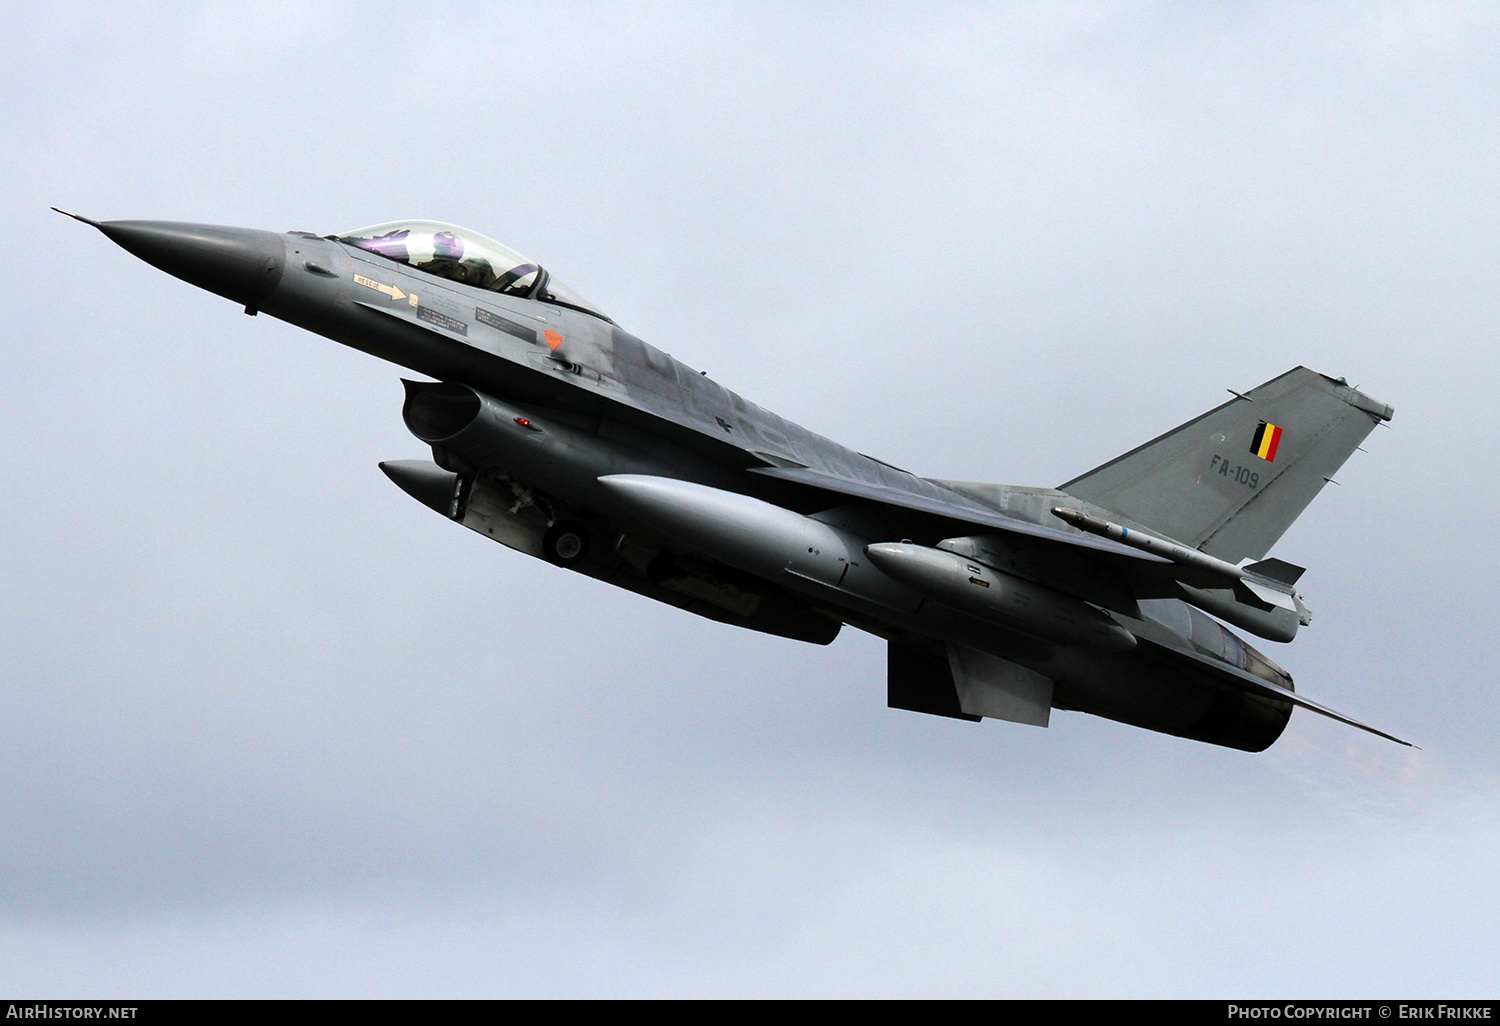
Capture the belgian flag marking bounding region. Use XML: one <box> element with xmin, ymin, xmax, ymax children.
<box><xmin>1250</xmin><ymin>421</ymin><xmax>1283</xmax><ymax>462</ymax></box>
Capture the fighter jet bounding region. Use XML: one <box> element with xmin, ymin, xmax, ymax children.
<box><xmin>60</xmin><ymin>211</ymin><xmax>1407</xmax><ymax>751</ymax></box>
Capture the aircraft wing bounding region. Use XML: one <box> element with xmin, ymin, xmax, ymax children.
<box><xmin>748</xmin><ymin>465</ymin><xmax>1171</xmax><ymax>565</ymax></box>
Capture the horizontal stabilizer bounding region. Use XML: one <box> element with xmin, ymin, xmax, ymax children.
<box><xmin>1149</xmin><ymin>639</ymin><xmax>1414</xmax><ymax>748</ymax></box>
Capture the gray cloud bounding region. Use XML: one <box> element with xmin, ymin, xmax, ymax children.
<box><xmin>1</xmin><ymin>0</ymin><xmax>1495</xmax><ymax>996</ymax></box>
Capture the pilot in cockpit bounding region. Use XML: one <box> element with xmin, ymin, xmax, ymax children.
<box><xmin>337</xmin><ymin>220</ymin><xmax>609</xmax><ymax>321</ymax></box>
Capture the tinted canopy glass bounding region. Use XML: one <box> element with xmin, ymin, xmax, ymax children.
<box><xmin>338</xmin><ymin>220</ymin><xmax>609</xmax><ymax>321</ymax></box>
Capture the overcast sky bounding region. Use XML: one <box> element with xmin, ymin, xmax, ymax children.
<box><xmin>2</xmin><ymin>1</ymin><xmax>1498</xmax><ymax>997</ymax></box>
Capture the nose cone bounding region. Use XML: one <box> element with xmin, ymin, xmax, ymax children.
<box><xmin>91</xmin><ymin>219</ymin><xmax>287</xmax><ymax>309</ymax></box>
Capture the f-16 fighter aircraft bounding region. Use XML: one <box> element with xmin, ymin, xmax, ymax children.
<box><xmin>60</xmin><ymin>211</ymin><xmax>1406</xmax><ymax>751</ymax></box>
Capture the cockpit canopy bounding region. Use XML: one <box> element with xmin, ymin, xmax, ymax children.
<box><xmin>337</xmin><ymin>220</ymin><xmax>609</xmax><ymax>321</ymax></box>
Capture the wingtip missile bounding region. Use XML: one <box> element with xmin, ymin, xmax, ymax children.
<box><xmin>1053</xmin><ymin>506</ymin><xmax>1248</xmax><ymax>583</ymax></box>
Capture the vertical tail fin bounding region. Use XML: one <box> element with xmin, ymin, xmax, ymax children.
<box><xmin>1059</xmin><ymin>367</ymin><xmax>1393</xmax><ymax>563</ymax></box>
